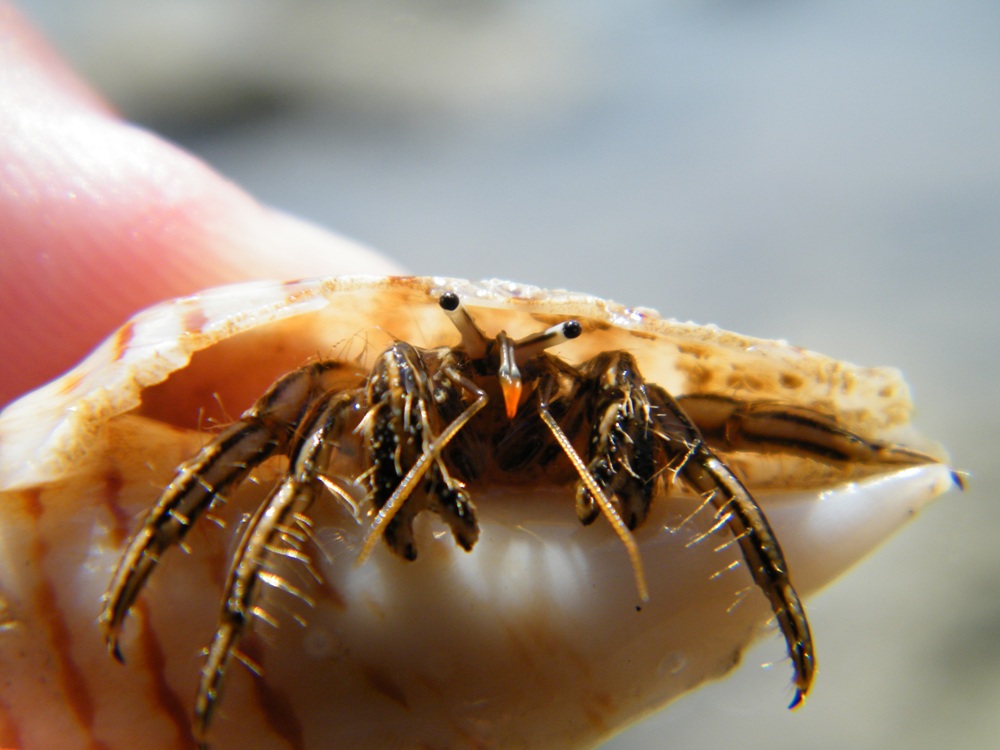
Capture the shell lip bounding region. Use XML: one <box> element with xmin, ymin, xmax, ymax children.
<box><xmin>0</xmin><ymin>275</ymin><xmax>935</xmax><ymax>493</ymax></box>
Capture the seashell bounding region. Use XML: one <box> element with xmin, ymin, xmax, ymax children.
<box><xmin>0</xmin><ymin>276</ymin><xmax>958</xmax><ymax>750</ymax></box>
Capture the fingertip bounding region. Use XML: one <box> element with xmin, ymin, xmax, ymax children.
<box><xmin>0</xmin><ymin>10</ymin><xmax>399</xmax><ymax>409</ymax></box>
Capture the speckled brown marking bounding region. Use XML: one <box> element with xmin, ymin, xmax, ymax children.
<box><xmin>54</xmin><ymin>369</ymin><xmax>84</xmax><ymax>398</ymax></box>
<box><xmin>675</xmin><ymin>341</ymin><xmax>713</xmax><ymax>359</ymax></box>
<box><xmin>111</xmin><ymin>320</ymin><xmax>136</xmax><ymax>363</ymax></box>
<box><xmin>181</xmin><ymin>307</ymin><xmax>211</xmax><ymax>340</ymax></box>
<box><xmin>0</xmin><ymin>693</ymin><xmax>24</xmax><ymax>749</ymax></box>
<box><xmin>500</xmin><ymin>620</ymin><xmax>538</xmax><ymax>671</ymax></box>
<box><xmin>779</xmin><ymin>371</ymin><xmax>805</xmax><ymax>390</ymax></box>
<box><xmin>363</xmin><ymin>664</ymin><xmax>410</xmax><ymax>709</ymax></box>
<box><xmin>684</xmin><ymin>362</ymin><xmax>715</xmax><ymax>388</ymax></box>
<box><xmin>243</xmin><ymin>635</ymin><xmax>306</xmax><ymax>750</ymax></box>
<box><xmin>24</xmin><ymin>490</ymin><xmax>112</xmax><ymax>750</ymax></box>
<box><xmin>100</xmin><ymin>467</ymin><xmax>130</xmax><ymax>545</ymax></box>
<box><xmin>314</xmin><ymin>571</ymin><xmax>346</xmax><ymax>612</ymax></box>
<box><xmin>101</xmin><ymin>467</ymin><xmax>195</xmax><ymax>747</ymax></box>
<box><xmin>834</xmin><ymin>365</ymin><xmax>857</xmax><ymax>394</ymax></box>
<box><xmin>582</xmin><ymin>691</ymin><xmax>615</xmax><ymax>735</ymax></box>
<box><xmin>725</xmin><ymin>370</ymin><xmax>765</xmax><ymax>392</ymax></box>
<box><xmin>137</xmin><ymin>598</ymin><xmax>195</xmax><ymax>749</ymax></box>
<box><xmin>280</xmin><ymin>281</ymin><xmax>325</xmax><ymax>309</ymax></box>
<box><xmin>582</xmin><ymin>318</ymin><xmax>612</xmax><ymax>332</ymax></box>
<box><xmin>628</xmin><ymin>329</ymin><xmax>659</xmax><ymax>341</ymax></box>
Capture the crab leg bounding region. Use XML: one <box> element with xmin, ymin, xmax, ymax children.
<box><xmin>101</xmin><ymin>361</ymin><xmax>347</xmax><ymax>659</ymax></box>
<box><xmin>194</xmin><ymin>389</ymin><xmax>358</xmax><ymax>742</ymax></box>
<box><xmin>677</xmin><ymin>394</ymin><xmax>939</xmax><ymax>466</ymax></box>
<box><xmin>650</xmin><ymin>386</ymin><xmax>815</xmax><ymax>707</ymax></box>
<box><xmin>357</xmin><ymin>366</ymin><xmax>488</xmax><ymax>565</ymax></box>
<box><xmin>572</xmin><ymin>351</ymin><xmax>659</xmax><ymax>531</ymax></box>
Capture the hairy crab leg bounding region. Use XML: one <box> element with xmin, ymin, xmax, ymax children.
<box><xmin>101</xmin><ymin>361</ymin><xmax>350</xmax><ymax>657</ymax></box>
<box><xmin>356</xmin><ymin>367</ymin><xmax>488</xmax><ymax>566</ymax></box>
<box><xmin>678</xmin><ymin>393</ymin><xmax>942</xmax><ymax>467</ymax></box>
<box><xmin>571</xmin><ymin>350</ymin><xmax>660</xmax><ymax>531</ymax></box>
<box><xmin>100</xmin><ymin>420</ymin><xmax>280</xmax><ymax>658</ymax></box>
<box><xmin>685</xmin><ymin>452</ymin><xmax>814</xmax><ymax>706</ymax></box>
<box><xmin>194</xmin><ymin>390</ymin><xmax>358</xmax><ymax>742</ymax></box>
<box><xmin>650</xmin><ymin>385</ymin><xmax>814</xmax><ymax>705</ymax></box>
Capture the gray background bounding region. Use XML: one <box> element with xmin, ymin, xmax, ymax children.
<box><xmin>21</xmin><ymin>1</ymin><xmax>999</xmax><ymax>748</ymax></box>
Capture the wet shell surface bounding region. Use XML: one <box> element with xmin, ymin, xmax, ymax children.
<box><xmin>0</xmin><ymin>276</ymin><xmax>957</xmax><ymax>750</ymax></box>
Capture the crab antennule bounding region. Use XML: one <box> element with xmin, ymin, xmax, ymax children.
<box><xmin>439</xmin><ymin>291</ymin><xmax>488</xmax><ymax>359</ymax></box>
<box><xmin>496</xmin><ymin>330</ymin><xmax>523</xmax><ymax>420</ymax></box>
<box><xmin>539</xmin><ymin>405</ymin><xmax>649</xmax><ymax>602</ymax></box>
<box><xmin>514</xmin><ymin>320</ymin><xmax>583</xmax><ymax>362</ymax></box>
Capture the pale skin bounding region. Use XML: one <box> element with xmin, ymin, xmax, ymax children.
<box><xmin>0</xmin><ymin>1</ymin><xmax>399</xmax><ymax>410</ymax></box>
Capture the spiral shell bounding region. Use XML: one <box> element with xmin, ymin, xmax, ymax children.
<box><xmin>0</xmin><ymin>276</ymin><xmax>957</xmax><ymax>750</ymax></box>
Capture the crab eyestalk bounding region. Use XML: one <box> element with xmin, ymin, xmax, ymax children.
<box><xmin>439</xmin><ymin>291</ymin><xmax>488</xmax><ymax>359</ymax></box>
<box><xmin>514</xmin><ymin>320</ymin><xmax>583</xmax><ymax>360</ymax></box>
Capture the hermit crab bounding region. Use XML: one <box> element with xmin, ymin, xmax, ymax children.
<box><xmin>0</xmin><ymin>276</ymin><xmax>958</xmax><ymax>750</ymax></box>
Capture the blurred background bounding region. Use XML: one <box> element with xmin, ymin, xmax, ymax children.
<box><xmin>19</xmin><ymin>1</ymin><xmax>998</xmax><ymax>748</ymax></box>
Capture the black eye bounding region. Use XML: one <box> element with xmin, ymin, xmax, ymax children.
<box><xmin>563</xmin><ymin>320</ymin><xmax>582</xmax><ymax>339</ymax></box>
<box><xmin>439</xmin><ymin>292</ymin><xmax>460</xmax><ymax>311</ymax></box>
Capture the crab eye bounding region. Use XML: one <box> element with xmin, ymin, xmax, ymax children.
<box><xmin>512</xmin><ymin>319</ymin><xmax>583</xmax><ymax>362</ymax></box>
<box><xmin>439</xmin><ymin>291</ymin><xmax>488</xmax><ymax>358</ymax></box>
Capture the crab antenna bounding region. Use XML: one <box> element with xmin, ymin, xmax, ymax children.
<box><xmin>439</xmin><ymin>292</ymin><xmax>489</xmax><ymax>359</ymax></box>
<box><xmin>514</xmin><ymin>320</ymin><xmax>582</xmax><ymax>362</ymax></box>
<box><xmin>496</xmin><ymin>331</ymin><xmax>523</xmax><ymax>419</ymax></box>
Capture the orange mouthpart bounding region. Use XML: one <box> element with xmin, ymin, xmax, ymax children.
<box><xmin>501</xmin><ymin>377</ymin><xmax>522</xmax><ymax>420</ymax></box>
